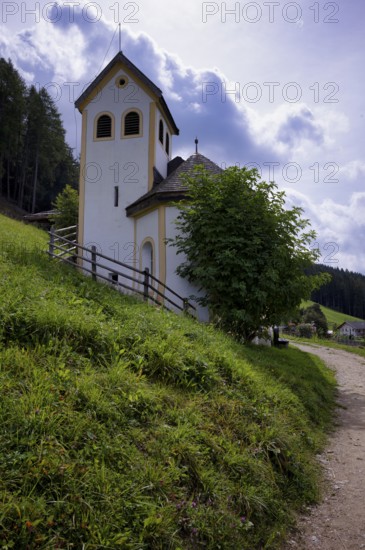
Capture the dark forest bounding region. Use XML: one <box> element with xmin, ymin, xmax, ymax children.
<box><xmin>0</xmin><ymin>58</ymin><xmax>78</xmax><ymax>213</ymax></box>
<box><xmin>307</xmin><ymin>263</ymin><xmax>365</xmax><ymax>319</ymax></box>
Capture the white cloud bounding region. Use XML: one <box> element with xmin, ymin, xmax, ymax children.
<box><xmin>0</xmin><ymin>20</ymin><xmax>87</xmax><ymax>83</ymax></box>
<box><xmin>248</xmin><ymin>103</ymin><xmax>350</xmax><ymax>160</ymax></box>
<box><xmin>341</xmin><ymin>160</ymin><xmax>365</xmax><ymax>180</ymax></box>
<box><xmin>1</xmin><ymin>13</ymin><xmax>364</xmax><ymax>273</ymax></box>
<box><xmin>285</xmin><ymin>189</ymin><xmax>365</xmax><ymax>272</ymax></box>
<box><xmin>20</xmin><ymin>20</ymin><xmax>87</xmax><ymax>82</ymax></box>
<box><xmin>0</xmin><ymin>26</ymin><xmax>45</xmax><ymax>80</ymax></box>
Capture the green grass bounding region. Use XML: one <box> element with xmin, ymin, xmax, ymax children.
<box><xmin>0</xmin><ymin>214</ymin><xmax>337</xmax><ymax>549</ymax></box>
<box><xmin>302</xmin><ymin>300</ymin><xmax>364</xmax><ymax>328</ymax></box>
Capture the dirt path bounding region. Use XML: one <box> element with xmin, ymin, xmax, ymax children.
<box><xmin>285</xmin><ymin>343</ymin><xmax>365</xmax><ymax>550</ymax></box>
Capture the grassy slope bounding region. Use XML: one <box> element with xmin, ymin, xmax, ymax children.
<box><xmin>302</xmin><ymin>300</ymin><xmax>364</xmax><ymax>328</ymax></box>
<box><xmin>0</xmin><ymin>215</ymin><xmax>337</xmax><ymax>549</ymax></box>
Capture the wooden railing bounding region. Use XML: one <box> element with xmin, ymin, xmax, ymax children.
<box><xmin>47</xmin><ymin>226</ymin><xmax>196</xmax><ymax>316</ymax></box>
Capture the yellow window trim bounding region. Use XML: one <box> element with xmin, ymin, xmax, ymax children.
<box><xmin>77</xmin><ymin>62</ymin><xmax>177</xmax><ymax>136</ymax></box>
<box><xmin>93</xmin><ymin>111</ymin><xmax>115</xmax><ymax>141</ymax></box>
<box><xmin>148</xmin><ymin>103</ymin><xmax>156</xmax><ymax>190</ymax></box>
<box><xmin>121</xmin><ymin>108</ymin><xmax>143</xmax><ymax>139</ymax></box>
<box><xmin>158</xmin><ymin>206</ymin><xmax>166</xmax><ymax>294</ymax></box>
<box><xmin>77</xmin><ymin>108</ymin><xmax>88</xmax><ymax>256</ymax></box>
<box><xmin>139</xmin><ymin>237</ymin><xmax>156</xmax><ymax>276</ymax></box>
<box><xmin>115</xmin><ymin>74</ymin><xmax>129</xmax><ymax>89</ymax></box>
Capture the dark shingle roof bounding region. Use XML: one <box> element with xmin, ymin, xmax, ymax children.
<box><xmin>338</xmin><ymin>321</ymin><xmax>365</xmax><ymax>330</ymax></box>
<box><xmin>126</xmin><ymin>153</ymin><xmax>222</xmax><ymax>216</ymax></box>
<box><xmin>75</xmin><ymin>52</ymin><xmax>179</xmax><ymax>135</ymax></box>
<box><xmin>167</xmin><ymin>156</ymin><xmax>184</xmax><ymax>175</ymax></box>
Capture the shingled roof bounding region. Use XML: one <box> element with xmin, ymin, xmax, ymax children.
<box><xmin>337</xmin><ymin>321</ymin><xmax>365</xmax><ymax>330</ymax></box>
<box><xmin>126</xmin><ymin>153</ymin><xmax>222</xmax><ymax>216</ymax></box>
<box><xmin>75</xmin><ymin>51</ymin><xmax>179</xmax><ymax>135</ymax></box>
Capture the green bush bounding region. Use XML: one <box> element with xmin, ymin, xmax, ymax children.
<box><xmin>50</xmin><ymin>184</ymin><xmax>78</xmax><ymax>229</ymax></box>
<box><xmin>302</xmin><ymin>303</ymin><xmax>328</xmax><ymax>337</ymax></box>
<box><xmin>298</xmin><ymin>323</ymin><xmax>314</xmax><ymax>338</ymax></box>
<box><xmin>170</xmin><ymin>166</ymin><xmax>329</xmax><ymax>341</ymax></box>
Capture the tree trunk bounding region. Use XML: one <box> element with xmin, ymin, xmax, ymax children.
<box><xmin>6</xmin><ymin>157</ymin><xmax>11</xmax><ymax>201</ymax></box>
<box><xmin>18</xmin><ymin>140</ymin><xmax>28</xmax><ymax>209</ymax></box>
<box><xmin>18</xmin><ymin>161</ymin><xmax>26</xmax><ymax>210</ymax></box>
<box><xmin>31</xmin><ymin>149</ymin><xmax>39</xmax><ymax>213</ymax></box>
<box><xmin>0</xmin><ymin>153</ymin><xmax>3</xmax><ymax>196</ymax></box>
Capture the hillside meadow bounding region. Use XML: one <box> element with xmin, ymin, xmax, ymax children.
<box><xmin>301</xmin><ymin>300</ymin><xmax>364</xmax><ymax>328</ymax></box>
<box><xmin>0</xmin><ymin>214</ymin><xmax>337</xmax><ymax>549</ymax></box>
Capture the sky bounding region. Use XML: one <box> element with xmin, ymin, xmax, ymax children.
<box><xmin>1</xmin><ymin>0</ymin><xmax>364</xmax><ymax>273</ymax></box>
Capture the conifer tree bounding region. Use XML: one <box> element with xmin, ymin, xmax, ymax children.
<box><xmin>0</xmin><ymin>58</ymin><xmax>26</xmax><ymax>201</ymax></box>
<box><xmin>0</xmin><ymin>57</ymin><xmax>78</xmax><ymax>212</ymax></box>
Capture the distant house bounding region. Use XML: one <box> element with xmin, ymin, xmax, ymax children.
<box><xmin>337</xmin><ymin>321</ymin><xmax>365</xmax><ymax>338</ymax></box>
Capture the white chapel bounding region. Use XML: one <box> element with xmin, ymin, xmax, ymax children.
<box><xmin>75</xmin><ymin>51</ymin><xmax>221</xmax><ymax>321</ymax></box>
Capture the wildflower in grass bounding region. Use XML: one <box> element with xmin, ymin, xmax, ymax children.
<box><xmin>47</xmin><ymin>520</ymin><xmax>56</xmax><ymax>528</ymax></box>
<box><xmin>25</xmin><ymin>521</ymin><xmax>34</xmax><ymax>532</ymax></box>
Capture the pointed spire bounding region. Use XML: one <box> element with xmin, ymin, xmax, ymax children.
<box><xmin>195</xmin><ymin>137</ymin><xmax>199</xmax><ymax>154</ymax></box>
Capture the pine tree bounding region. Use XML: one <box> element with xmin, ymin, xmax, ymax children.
<box><xmin>308</xmin><ymin>264</ymin><xmax>365</xmax><ymax>319</ymax></box>
<box><xmin>23</xmin><ymin>86</ymin><xmax>69</xmax><ymax>212</ymax></box>
<box><xmin>0</xmin><ymin>58</ymin><xmax>26</xmax><ymax>201</ymax></box>
<box><xmin>0</xmin><ymin>58</ymin><xmax>79</xmax><ymax>212</ymax></box>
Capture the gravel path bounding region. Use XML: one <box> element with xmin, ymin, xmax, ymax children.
<box><xmin>285</xmin><ymin>343</ymin><xmax>365</xmax><ymax>550</ymax></box>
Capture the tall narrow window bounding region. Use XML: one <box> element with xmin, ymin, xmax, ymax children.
<box><xmin>165</xmin><ymin>133</ymin><xmax>170</xmax><ymax>155</ymax></box>
<box><xmin>159</xmin><ymin>119</ymin><xmax>164</xmax><ymax>144</ymax></box>
<box><xmin>142</xmin><ymin>241</ymin><xmax>154</xmax><ymax>275</ymax></box>
<box><xmin>124</xmin><ymin>111</ymin><xmax>140</xmax><ymax>136</ymax></box>
<box><xmin>96</xmin><ymin>114</ymin><xmax>112</xmax><ymax>138</ymax></box>
<box><xmin>114</xmin><ymin>186</ymin><xmax>119</xmax><ymax>207</ymax></box>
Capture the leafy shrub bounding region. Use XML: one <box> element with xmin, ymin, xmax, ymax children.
<box><xmin>50</xmin><ymin>184</ymin><xmax>78</xmax><ymax>229</ymax></box>
<box><xmin>170</xmin><ymin>166</ymin><xmax>329</xmax><ymax>341</ymax></box>
<box><xmin>302</xmin><ymin>303</ymin><xmax>328</xmax><ymax>337</ymax></box>
<box><xmin>298</xmin><ymin>323</ymin><xmax>314</xmax><ymax>338</ymax></box>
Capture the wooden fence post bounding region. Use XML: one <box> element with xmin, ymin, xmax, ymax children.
<box><xmin>273</xmin><ymin>325</ymin><xmax>279</xmax><ymax>347</ymax></box>
<box><xmin>74</xmin><ymin>225</ymin><xmax>78</xmax><ymax>265</ymax></box>
<box><xmin>49</xmin><ymin>226</ymin><xmax>55</xmax><ymax>258</ymax></box>
<box><xmin>143</xmin><ymin>268</ymin><xmax>150</xmax><ymax>301</ymax></box>
<box><xmin>91</xmin><ymin>246</ymin><xmax>97</xmax><ymax>281</ymax></box>
<box><xmin>183</xmin><ymin>299</ymin><xmax>189</xmax><ymax>314</ymax></box>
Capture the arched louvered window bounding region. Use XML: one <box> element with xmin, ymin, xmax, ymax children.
<box><xmin>124</xmin><ymin>111</ymin><xmax>141</xmax><ymax>136</ymax></box>
<box><xmin>96</xmin><ymin>114</ymin><xmax>112</xmax><ymax>138</ymax></box>
<box><xmin>165</xmin><ymin>133</ymin><xmax>170</xmax><ymax>155</ymax></box>
<box><xmin>159</xmin><ymin>120</ymin><xmax>164</xmax><ymax>144</ymax></box>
